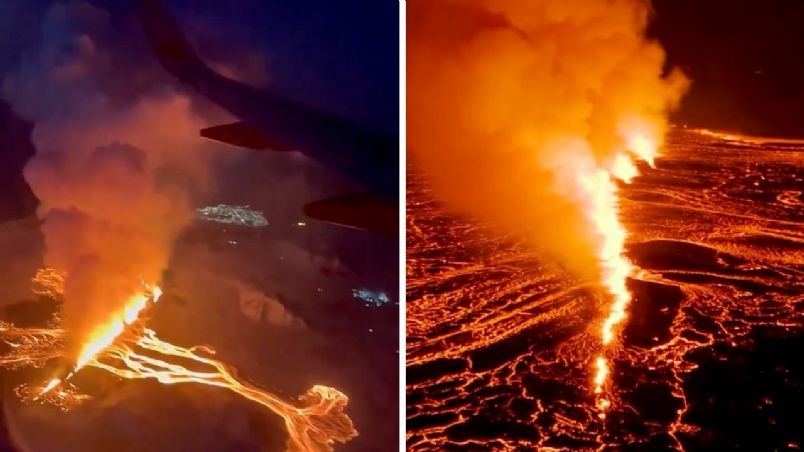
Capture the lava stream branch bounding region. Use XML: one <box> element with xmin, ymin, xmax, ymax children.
<box><xmin>91</xmin><ymin>328</ymin><xmax>357</xmax><ymax>452</ymax></box>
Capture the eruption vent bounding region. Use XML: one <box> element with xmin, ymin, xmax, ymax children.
<box><xmin>409</xmin><ymin>0</ymin><xmax>688</xmax><ymax>411</ymax></box>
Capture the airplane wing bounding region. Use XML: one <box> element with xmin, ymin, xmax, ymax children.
<box><xmin>200</xmin><ymin>122</ymin><xmax>292</xmax><ymax>151</ymax></box>
<box><xmin>141</xmin><ymin>0</ymin><xmax>399</xmax><ymax>233</ymax></box>
<box><xmin>303</xmin><ymin>194</ymin><xmax>397</xmax><ymax>236</ymax></box>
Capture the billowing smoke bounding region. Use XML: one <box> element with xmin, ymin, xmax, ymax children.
<box><xmin>2</xmin><ymin>1</ymin><xmax>218</xmax><ymax>357</ymax></box>
<box><xmin>408</xmin><ymin>0</ymin><xmax>688</xmax><ymax>279</ymax></box>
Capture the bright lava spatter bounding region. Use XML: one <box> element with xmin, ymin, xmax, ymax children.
<box><xmin>0</xmin><ymin>269</ymin><xmax>357</xmax><ymax>452</ymax></box>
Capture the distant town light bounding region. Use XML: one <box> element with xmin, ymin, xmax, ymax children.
<box><xmin>197</xmin><ymin>204</ymin><xmax>268</xmax><ymax>227</ymax></box>
<box><xmin>352</xmin><ymin>289</ymin><xmax>391</xmax><ymax>307</ymax></box>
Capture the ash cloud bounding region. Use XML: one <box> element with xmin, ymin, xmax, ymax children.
<box><xmin>408</xmin><ymin>0</ymin><xmax>688</xmax><ymax>278</ymax></box>
<box><xmin>1</xmin><ymin>0</ymin><xmax>220</xmax><ymax>356</ymax></box>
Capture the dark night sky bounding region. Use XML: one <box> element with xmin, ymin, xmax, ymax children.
<box><xmin>649</xmin><ymin>0</ymin><xmax>804</xmax><ymax>137</ymax></box>
<box><xmin>0</xmin><ymin>0</ymin><xmax>399</xmax><ymax>133</ymax></box>
<box><xmin>0</xmin><ymin>0</ymin><xmax>399</xmax><ymax>218</ymax></box>
<box><xmin>164</xmin><ymin>0</ymin><xmax>400</xmax><ymax>133</ymax></box>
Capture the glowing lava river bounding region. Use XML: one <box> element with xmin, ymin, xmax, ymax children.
<box><xmin>0</xmin><ymin>270</ymin><xmax>356</xmax><ymax>452</ymax></box>
<box><xmin>406</xmin><ymin>128</ymin><xmax>804</xmax><ymax>450</ymax></box>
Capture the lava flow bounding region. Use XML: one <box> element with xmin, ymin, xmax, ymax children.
<box><xmin>0</xmin><ymin>269</ymin><xmax>357</xmax><ymax>452</ymax></box>
<box><xmin>407</xmin><ymin>127</ymin><xmax>804</xmax><ymax>450</ymax></box>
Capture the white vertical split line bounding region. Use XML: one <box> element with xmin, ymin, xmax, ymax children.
<box><xmin>398</xmin><ymin>1</ymin><xmax>407</xmax><ymax>451</ymax></box>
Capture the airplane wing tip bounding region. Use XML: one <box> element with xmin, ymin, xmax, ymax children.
<box><xmin>200</xmin><ymin>122</ymin><xmax>294</xmax><ymax>151</ymax></box>
<box><xmin>303</xmin><ymin>194</ymin><xmax>398</xmax><ymax>236</ymax></box>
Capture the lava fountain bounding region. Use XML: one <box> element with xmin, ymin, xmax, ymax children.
<box><xmin>584</xmin><ymin>143</ymin><xmax>655</xmax><ymax>416</ymax></box>
<box><xmin>544</xmin><ymin>133</ymin><xmax>657</xmax><ymax>416</ymax></box>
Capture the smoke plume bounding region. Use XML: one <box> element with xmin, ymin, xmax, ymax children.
<box><xmin>408</xmin><ymin>0</ymin><xmax>688</xmax><ymax>279</ymax></box>
<box><xmin>2</xmin><ymin>1</ymin><xmax>217</xmax><ymax>357</ymax></box>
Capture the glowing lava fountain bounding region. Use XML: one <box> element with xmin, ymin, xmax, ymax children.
<box><xmin>565</xmin><ymin>133</ymin><xmax>658</xmax><ymax>417</ymax></box>
<box><xmin>0</xmin><ymin>269</ymin><xmax>357</xmax><ymax>452</ymax></box>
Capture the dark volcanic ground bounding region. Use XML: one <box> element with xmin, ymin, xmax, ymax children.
<box><xmin>406</xmin><ymin>128</ymin><xmax>803</xmax><ymax>451</ymax></box>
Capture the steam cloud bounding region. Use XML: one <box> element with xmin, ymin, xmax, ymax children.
<box><xmin>408</xmin><ymin>0</ymin><xmax>688</xmax><ymax>278</ymax></box>
<box><xmin>2</xmin><ymin>1</ymin><xmax>218</xmax><ymax>357</ymax></box>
